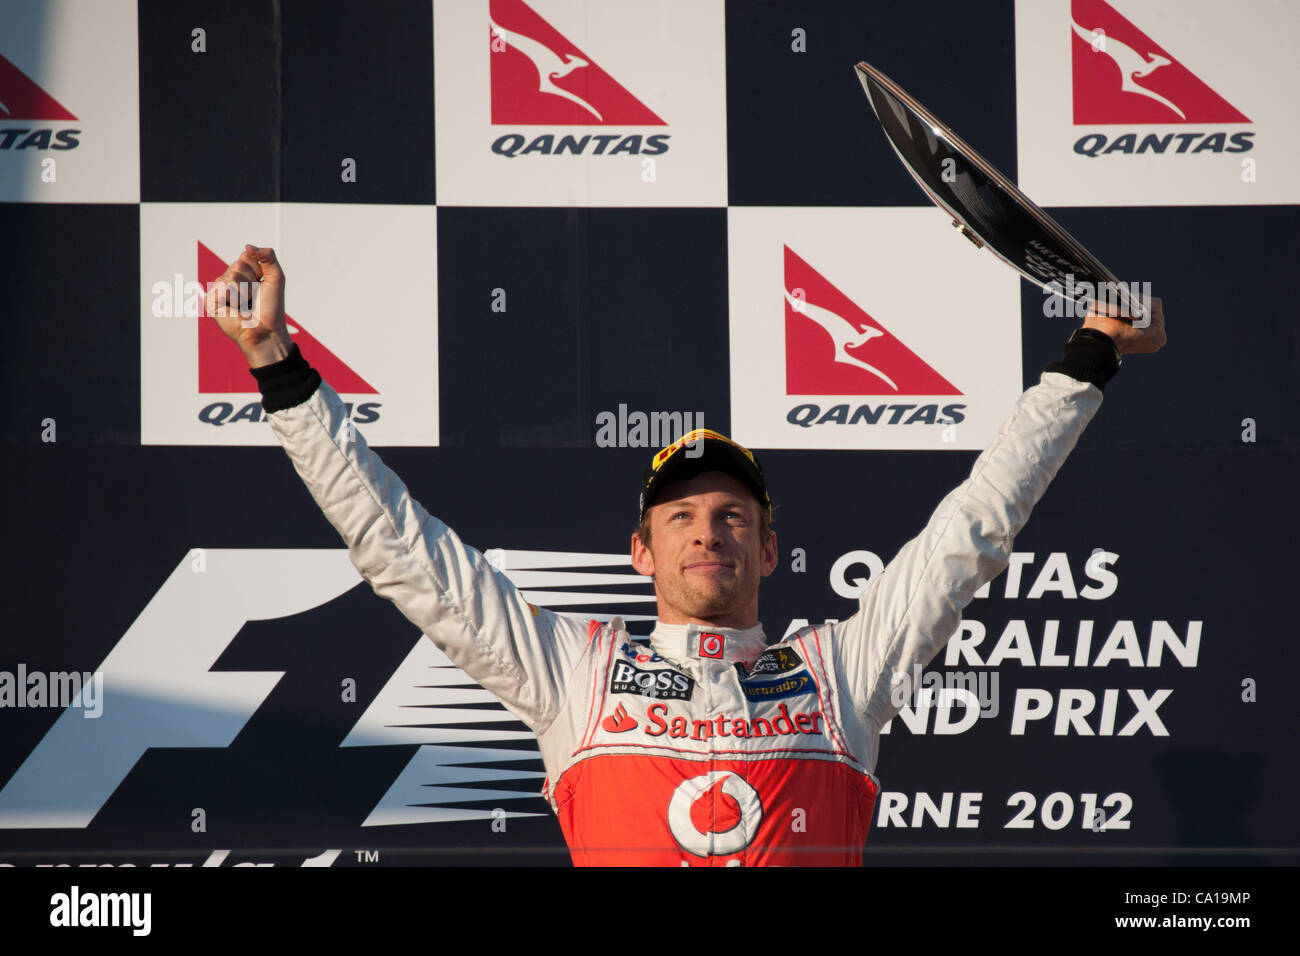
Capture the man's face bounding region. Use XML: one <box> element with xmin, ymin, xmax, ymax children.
<box><xmin>630</xmin><ymin>471</ymin><xmax>778</xmax><ymax>628</ymax></box>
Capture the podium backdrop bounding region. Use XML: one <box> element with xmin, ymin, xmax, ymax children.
<box><xmin>1</xmin><ymin>0</ymin><xmax>1295</xmax><ymax>866</ymax></box>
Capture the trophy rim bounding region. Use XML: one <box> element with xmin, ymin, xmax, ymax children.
<box><xmin>854</xmin><ymin>59</ymin><xmax>1142</xmax><ymax>316</ymax></box>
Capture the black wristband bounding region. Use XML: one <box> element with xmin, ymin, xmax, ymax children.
<box><xmin>249</xmin><ymin>342</ymin><xmax>322</xmax><ymax>412</ymax></box>
<box><xmin>1044</xmin><ymin>327</ymin><xmax>1120</xmax><ymax>391</ymax></box>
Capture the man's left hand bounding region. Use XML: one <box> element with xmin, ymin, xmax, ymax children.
<box><xmin>1084</xmin><ymin>296</ymin><xmax>1167</xmax><ymax>356</ymax></box>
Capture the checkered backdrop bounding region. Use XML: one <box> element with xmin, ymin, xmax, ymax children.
<box><xmin>0</xmin><ymin>0</ymin><xmax>1295</xmax><ymax>866</ymax></box>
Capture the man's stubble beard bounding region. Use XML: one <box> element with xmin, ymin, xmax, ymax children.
<box><xmin>655</xmin><ymin>567</ymin><xmax>753</xmax><ymax>620</ymax></box>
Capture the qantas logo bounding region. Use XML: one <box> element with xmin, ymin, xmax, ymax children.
<box><xmin>0</xmin><ymin>52</ymin><xmax>80</xmax><ymax>150</ymax></box>
<box><xmin>784</xmin><ymin>244</ymin><xmax>961</xmax><ymax>398</ymax></box>
<box><xmin>1067</xmin><ymin>0</ymin><xmax>1253</xmax><ymax>158</ymax></box>
<box><xmin>487</xmin><ymin>0</ymin><xmax>670</xmax><ymax>159</ymax></box>
<box><xmin>196</xmin><ymin>242</ymin><xmax>377</xmax><ymax>396</ymax></box>
<box><xmin>1070</xmin><ymin>0</ymin><xmax>1248</xmax><ymax>123</ymax></box>
<box><xmin>153</xmin><ymin>241</ymin><xmax>383</xmax><ymax>428</ymax></box>
<box><xmin>488</xmin><ymin>0</ymin><xmax>663</xmax><ymax>125</ymax></box>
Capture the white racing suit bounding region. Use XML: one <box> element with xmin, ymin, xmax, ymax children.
<box><xmin>265</xmin><ymin>371</ymin><xmax>1103</xmax><ymax>866</ymax></box>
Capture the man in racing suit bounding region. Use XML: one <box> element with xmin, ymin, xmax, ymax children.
<box><xmin>208</xmin><ymin>245</ymin><xmax>1165</xmax><ymax>866</ymax></box>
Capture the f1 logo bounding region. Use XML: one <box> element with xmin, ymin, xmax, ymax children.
<box><xmin>0</xmin><ymin>549</ymin><xmax>359</xmax><ymax>829</ymax></box>
<box><xmin>699</xmin><ymin>633</ymin><xmax>724</xmax><ymax>659</ymax></box>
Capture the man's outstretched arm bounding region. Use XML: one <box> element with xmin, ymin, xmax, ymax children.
<box><xmin>828</xmin><ymin>299</ymin><xmax>1166</xmax><ymax>733</ymax></box>
<box><xmin>205</xmin><ymin>246</ymin><xmax>595</xmax><ymax>734</ymax></box>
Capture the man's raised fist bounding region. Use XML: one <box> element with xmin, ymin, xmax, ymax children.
<box><xmin>205</xmin><ymin>244</ymin><xmax>292</xmax><ymax>367</ymax></box>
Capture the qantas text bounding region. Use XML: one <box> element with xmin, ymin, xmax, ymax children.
<box><xmin>491</xmin><ymin>133</ymin><xmax>669</xmax><ymax>158</ymax></box>
<box><xmin>1073</xmin><ymin>132</ymin><xmax>1253</xmax><ymax>157</ymax></box>
<box><xmin>199</xmin><ymin>401</ymin><xmax>381</xmax><ymax>426</ymax></box>
<box><xmin>788</xmin><ymin>403</ymin><xmax>966</xmax><ymax>428</ymax></box>
<box><xmin>0</xmin><ymin>129</ymin><xmax>79</xmax><ymax>150</ymax></box>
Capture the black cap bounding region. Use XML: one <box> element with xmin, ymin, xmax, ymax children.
<box><xmin>639</xmin><ymin>429</ymin><xmax>771</xmax><ymax>522</ymax></box>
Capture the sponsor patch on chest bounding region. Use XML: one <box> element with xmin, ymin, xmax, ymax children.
<box><xmin>745</xmin><ymin>647</ymin><xmax>803</xmax><ymax>676</ymax></box>
<box><xmin>611</xmin><ymin>659</ymin><xmax>695</xmax><ymax>701</ymax></box>
<box><xmin>740</xmin><ymin>672</ymin><xmax>816</xmax><ymax>702</ymax></box>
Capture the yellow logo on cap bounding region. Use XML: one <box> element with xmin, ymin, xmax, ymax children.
<box><xmin>651</xmin><ymin>428</ymin><xmax>758</xmax><ymax>472</ymax></box>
